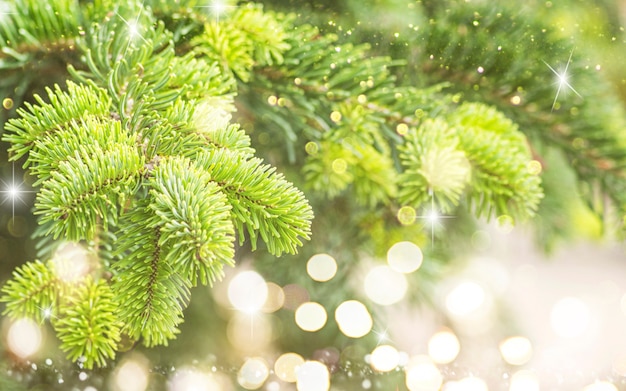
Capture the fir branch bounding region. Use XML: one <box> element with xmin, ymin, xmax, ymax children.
<box><xmin>148</xmin><ymin>156</ymin><xmax>235</xmax><ymax>286</ymax></box>
<box><xmin>28</xmin><ymin>117</ymin><xmax>136</xmax><ymax>186</ymax></box>
<box><xmin>0</xmin><ymin>260</ymin><xmax>58</xmax><ymax>322</ymax></box>
<box><xmin>2</xmin><ymin>82</ymin><xmax>112</xmax><ymax>161</ymax></box>
<box><xmin>112</xmin><ymin>207</ymin><xmax>189</xmax><ymax>347</ymax></box>
<box><xmin>194</xmin><ymin>149</ymin><xmax>313</xmax><ymax>255</ymax></box>
<box><xmin>34</xmin><ymin>144</ymin><xmax>144</xmax><ymax>240</ymax></box>
<box><xmin>191</xmin><ymin>4</ymin><xmax>290</xmax><ymax>82</ymax></box>
<box><xmin>398</xmin><ymin>118</ymin><xmax>471</xmax><ymax>213</ymax></box>
<box><xmin>53</xmin><ymin>277</ymin><xmax>121</xmax><ymax>369</ymax></box>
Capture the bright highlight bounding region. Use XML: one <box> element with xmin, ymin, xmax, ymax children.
<box><xmin>370</xmin><ymin>345</ymin><xmax>400</xmax><ymax>372</ymax></box>
<box><xmin>387</xmin><ymin>241</ymin><xmax>423</xmax><ymax>273</ymax></box>
<box><xmin>428</xmin><ymin>330</ymin><xmax>460</xmax><ymax>364</ymax></box>
<box><xmin>228</xmin><ymin>271</ymin><xmax>268</xmax><ymax>313</ymax></box>
<box><xmin>295</xmin><ymin>302</ymin><xmax>327</xmax><ymax>332</ymax></box>
<box><xmin>7</xmin><ymin>318</ymin><xmax>42</xmax><ymax>359</ymax></box>
<box><xmin>275</xmin><ymin>353</ymin><xmax>304</xmax><ymax>383</ymax></box>
<box><xmin>307</xmin><ymin>253</ymin><xmax>338</xmax><ymax>282</ymax></box>
<box><xmin>335</xmin><ymin>300</ymin><xmax>373</xmax><ymax>338</ymax></box>
<box><xmin>296</xmin><ymin>361</ymin><xmax>330</xmax><ymax>391</ymax></box>
<box><xmin>364</xmin><ymin>265</ymin><xmax>407</xmax><ymax>305</ymax></box>
<box><xmin>238</xmin><ymin>358</ymin><xmax>269</xmax><ymax>390</ymax></box>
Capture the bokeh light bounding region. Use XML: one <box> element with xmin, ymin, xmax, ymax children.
<box><xmin>509</xmin><ymin>370</ymin><xmax>539</xmax><ymax>391</ymax></box>
<box><xmin>306</xmin><ymin>253</ymin><xmax>338</xmax><ymax>282</ymax></box>
<box><xmin>445</xmin><ymin>281</ymin><xmax>486</xmax><ymax>317</ymax></box>
<box><xmin>550</xmin><ymin>297</ymin><xmax>590</xmax><ymax>338</ymax></box>
<box><xmin>295</xmin><ymin>302</ymin><xmax>327</xmax><ymax>332</ymax></box>
<box><xmin>262</xmin><ymin>282</ymin><xmax>285</xmax><ymax>313</ymax></box>
<box><xmin>237</xmin><ymin>358</ymin><xmax>269</xmax><ymax>390</ymax></box>
<box><xmin>397</xmin><ymin>206</ymin><xmax>416</xmax><ymax>225</ymax></box>
<box><xmin>112</xmin><ymin>355</ymin><xmax>150</xmax><ymax>391</ymax></box>
<box><xmin>51</xmin><ymin>242</ymin><xmax>92</xmax><ymax>283</ymax></box>
<box><xmin>7</xmin><ymin>318</ymin><xmax>42</xmax><ymax>359</ymax></box>
<box><xmin>282</xmin><ymin>284</ymin><xmax>310</xmax><ymax>310</ymax></box>
<box><xmin>428</xmin><ymin>329</ymin><xmax>460</xmax><ymax>364</ymax></box>
<box><xmin>335</xmin><ymin>300</ymin><xmax>373</xmax><ymax>338</ymax></box>
<box><xmin>296</xmin><ymin>361</ymin><xmax>330</xmax><ymax>391</ymax></box>
<box><xmin>364</xmin><ymin>265</ymin><xmax>407</xmax><ymax>305</ymax></box>
<box><xmin>275</xmin><ymin>353</ymin><xmax>304</xmax><ymax>383</ymax></box>
<box><xmin>227</xmin><ymin>313</ymin><xmax>272</xmax><ymax>352</ymax></box>
<box><xmin>370</xmin><ymin>345</ymin><xmax>400</xmax><ymax>372</ymax></box>
<box><xmin>2</xmin><ymin>97</ymin><xmax>13</xmax><ymax>110</ymax></box>
<box><xmin>168</xmin><ymin>367</ymin><xmax>224</xmax><ymax>391</ymax></box>
<box><xmin>583</xmin><ymin>382</ymin><xmax>618</xmax><ymax>391</ymax></box>
<box><xmin>387</xmin><ymin>241</ymin><xmax>423</xmax><ymax>273</ymax></box>
<box><xmin>499</xmin><ymin>336</ymin><xmax>533</xmax><ymax>365</ymax></box>
<box><xmin>228</xmin><ymin>271</ymin><xmax>268</xmax><ymax>313</ymax></box>
<box><xmin>405</xmin><ymin>356</ymin><xmax>443</xmax><ymax>391</ymax></box>
<box><xmin>456</xmin><ymin>376</ymin><xmax>488</xmax><ymax>391</ymax></box>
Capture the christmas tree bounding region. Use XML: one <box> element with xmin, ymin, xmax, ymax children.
<box><xmin>0</xmin><ymin>0</ymin><xmax>625</xmax><ymax>390</ymax></box>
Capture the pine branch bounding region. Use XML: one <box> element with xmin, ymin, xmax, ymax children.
<box><xmin>194</xmin><ymin>149</ymin><xmax>314</xmax><ymax>255</ymax></box>
<box><xmin>148</xmin><ymin>156</ymin><xmax>235</xmax><ymax>285</ymax></box>
<box><xmin>34</xmin><ymin>143</ymin><xmax>145</xmax><ymax>240</ymax></box>
<box><xmin>191</xmin><ymin>4</ymin><xmax>289</xmax><ymax>82</ymax></box>
<box><xmin>112</xmin><ymin>207</ymin><xmax>189</xmax><ymax>347</ymax></box>
<box><xmin>2</xmin><ymin>82</ymin><xmax>112</xmax><ymax>161</ymax></box>
<box><xmin>53</xmin><ymin>277</ymin><xmax>121</xmax><ymax>369</ymax></box>
<box><xmin>398</xmin><ymin>118</ymin><xmax>471</xmax><ymax>213</ymax></box>
<box><xmin>28</xmin><ymin>117</ymin><xmax>136</xmax><ymax>186</ymax></box>
<box><xmin>0</xmin><ymin>260</ymin><xmax>58</xmax><ymax>322</ymax></box>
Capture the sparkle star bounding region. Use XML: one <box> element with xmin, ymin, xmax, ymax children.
<box><xmin>0</xmin><ymin>163</ymin><xmax>36</xmax><ymax>225</ymax></box>
<box><xmin>417</xmin><ymin>190</ymin><xmax>454</xmax><ymax>245</ymax></box>
<box><xmin>543</xmin><ymin>49</ymin><xmax>582</xmax><ymax>112</ymax></box>
<box><xmin>115</xmin><ymin>1</ymin><xmax>149</xmax><ymax>59</ymax></box>
<box><xmin>195</xmin><ymin>0</ymin><xmax>238</xmax><ymax>23</ymax></box>
<box><xmin>0</xmin><ymin>2</ymin><xmax>16</xmax><ymax>19</ymax></box>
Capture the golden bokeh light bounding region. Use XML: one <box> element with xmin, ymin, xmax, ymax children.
<box><xmin>112</xmin><ymin>355</ymin><xmax>150</xmax><ymax>391</ymax></box>
<box><xmin>51</xmin><ymin>242</ymin><xmax>92</xmax><ymax>283</ymax></box>
<box><xmin>237</xmin><ymin>358</ymin><xmax>269</xmax><ymax>390</ymax></box>
<box><xmin>370</xmin><ymin>345</ymin><xmax>400</xmax><ymax>372</ymax></box>
<box><xmin>387</xmin><ymin>241</ymin><xmax>423</xmax><ymax>273</ymax></box>
<box><xmin>306</xmin><ymin>253</ymin><xmax>338</xmax><ymax>282</ymax></box>
<box><xmin>445</xmin><ymin>281</ymin><xmax>486</xmax><ymax>318</ymax></box>
<box><xmin>499</xmin><ymin>336</ymin><xmax>533</xmax><ymax>366</ymax></box>
<box><xmin>7</xmin><ymin>318</ymin><xmax>42</xmax><ymax>359</ymax></box>
<box><xmin>335</xmin><ymin>300</ymin><xmax>373</xmax><ymax>338</ymax></box>
<box><xmin>296</xmin><ymin>361</ymin><xmax>330</xmax><ymax>391</ymax></box>
<box><xmin>428</xmin><ymin>329</ymin><xmax>460</xmax><ymax>364</ymax></box>
<box><xmin>262</xmin><ymin>282</ymin><xmax>285</xmax><ymax>313</ymax></box>
<box><xmin>405</xmin><ymin>356</ymin><xmax>442</xmax><ymax>391</ymax></box>
<box><xmin>228</xmin><ymin>271</ymin><xmax>268</xmax><ymax>313</ymax></box>
<box><xmin>364</xmin><ymin>265</ymin><xmax>407</xmax><ymax>305</ymax></box>
<box><xmin>275</xmin><ymin>352</ymin><xmax>304</xmax><ymax>383</ymax></box>
<box><xmin>295</xmin><ymin>302</ymin><xmax>328</xmax><ymax>332</ymax></box>
<box><xmin>397</xmin><ymin>206</ymin><xmax>417</xmax><ymax>225</ymax></box>
<box><xmin>167</xmin><ymin>367</ymin><xmax>226</xmax><ymax>391</ymax></box>
<box><xmin>227</xmin><ymin>313</ymin><xmax>272</xmax><ymax>352</ymax></box>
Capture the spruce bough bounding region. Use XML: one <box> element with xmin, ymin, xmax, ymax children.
<box><xmin>0</xmin><ymin>0</ymin><xmax>584</xmax><ymax>368</ymax></box>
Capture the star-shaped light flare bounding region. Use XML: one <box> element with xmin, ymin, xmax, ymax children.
<box><xmin>0</xmin><ymin>1</ymin><xmax>16</xmax><ymax>19</ymax></box>
<box><xmin>416</xmin><ymin>190</ymin><xmax>454</xmax><ymax>246</ymax></box>
<box><xmin>0</xmin><ymin>163</ymin><xmax>36</xmax><ymax>225</ymax></box>
<box><xmin>115</xmin><ymin>1</ymin><xmax>149</xmax><ymax>59</ymax></box>
<box><xmin>195</xmin><ymin>0</ymin><xmax>238</xmax><ymax>23</ymax></box>
<box><xmin>543</xmin><ymin>49</ymin><xmax>582</xmax><ymax>112</ymax></box>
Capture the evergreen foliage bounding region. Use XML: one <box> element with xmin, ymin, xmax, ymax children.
<box><xmin>0</xmin><ymin>0</ymin><xmax>623</xmax><ymax>382</ymax></box>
